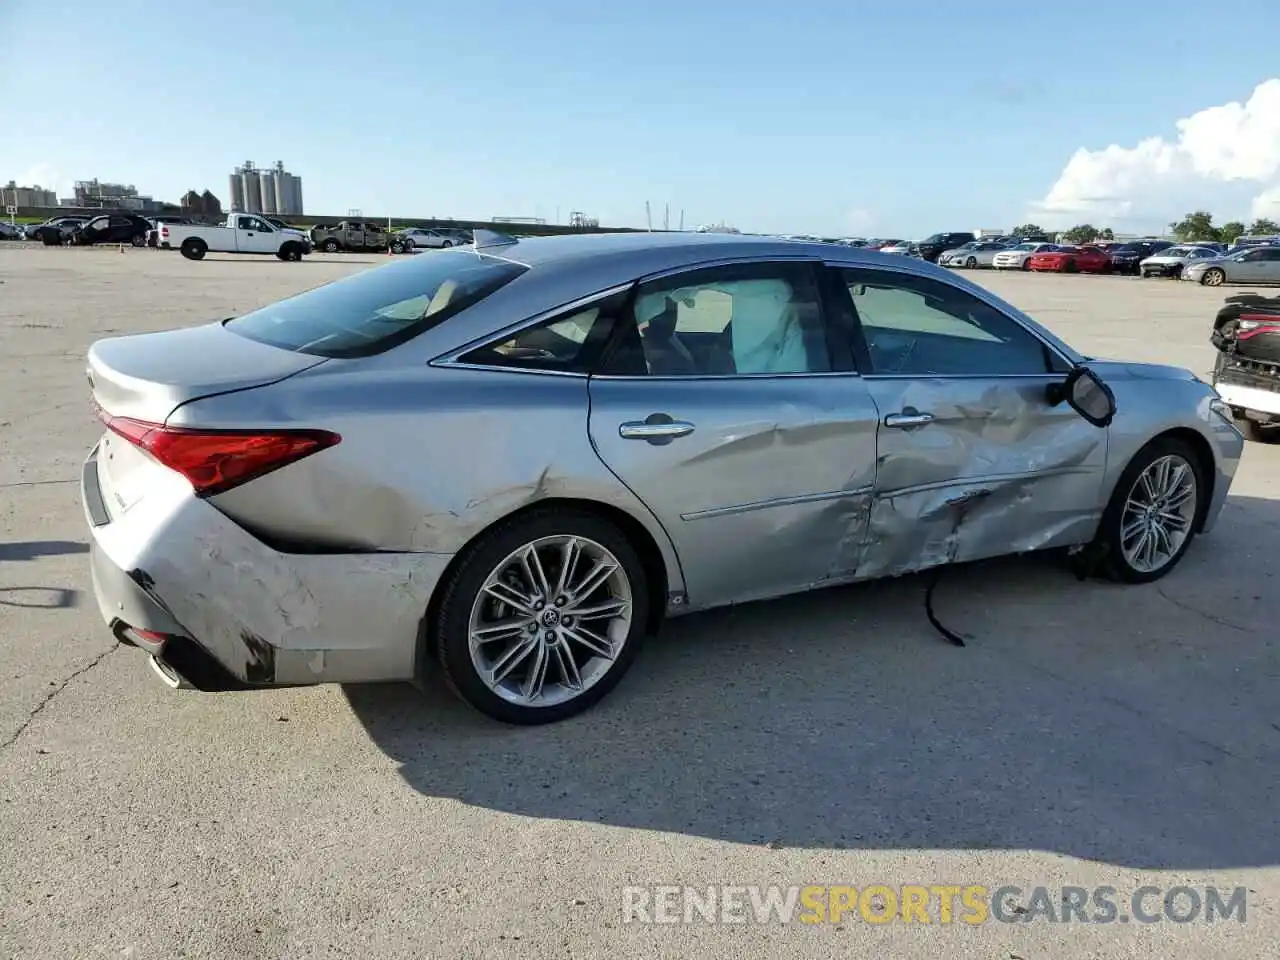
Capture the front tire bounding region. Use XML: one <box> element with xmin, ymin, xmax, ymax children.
<box><xmin>322</xmin><ymin>238</ymin><xmax>340</xmax><ymax>253</ymax></box>
<box><xmin>965</xmin><ymin>256</ymin><xmax>977</xmax><ymax>268</ymax></box>
<box><xmin>433</xmin><ymin>509</ymin><xmax>650</xmax><ymax>724</ymax></box>
<box><xmin>131</xmin><ymin>233</ymin><xmax>146</xmax><ymax>247</ymax></box>
<box><xmin>1095</xmin><ymin>437</ymin><xmax>1206</xmax><ymax>583</ymax></box>
<box><xmin>1201</xmin><ymin>268</ymin><xmax>1226</xmax><ymax>286</ymax></box>
<box><xmin>442</xmin><ymin>240</ymin><xmax>453</xmax><ymax>248</ymax></box>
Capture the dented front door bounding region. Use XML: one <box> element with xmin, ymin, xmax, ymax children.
<box><xmin>856</xmin><ymin>376</ymin><xmax>1108</xmax><ymax>578</ymax></box>
<box><xmin>831</xmin><ymin>265</ymin><xmax>1109</xmax><ymax>578</ymax></box>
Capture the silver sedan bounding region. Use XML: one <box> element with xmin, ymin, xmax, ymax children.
<box><xmin>939</xmin><ymin>241</ymin><xmax>1009</xmax><ymax>268</ymax></box>
<box><xmin>82</xmin><ymin>232</ymin><xmax>1243</xmax><ymax>723</ymax></box>
<box><xmin>1183</xmin><ymin>246</ymin><xmax>1280</xmax><ymax>286</ymax></box>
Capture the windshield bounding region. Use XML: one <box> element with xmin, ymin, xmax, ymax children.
<box><xmin>1013</xmin><ymin>243</ymin><xmax>1039</xmax><ymax>251</ymax></box>
<box><xmin>226</xmin><ymin>250</ymin><xmax>527</xmax><ymax>358</ymax></box>
<box><xmin>1161</xmin><ymin>246</ymin><xmax>1193</xmax><ymax>257</ymax></box>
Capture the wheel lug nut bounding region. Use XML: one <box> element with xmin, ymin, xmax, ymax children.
<box><xmin>544</xmin><ymin>631</ymin><xmax>557</xmax><ymax>642</ymax></box>
<box><xmin>562</xmin><ymin>616</ymin><xmax>574</xmax><ymax>626</ymax></box>
<box><xmin>555</xmin><ymin>596</ymin><xmax>565</xmax><ymax>606</ymax></box>
<box><xmin>527</xmin><ymin>623</ymin><xmax>538</xmax><ymax>633</ymax></box>
<box><xmin>534</xmin><ymin>600</ymin><xmax>544</xmax><ymax>611</ymax></box>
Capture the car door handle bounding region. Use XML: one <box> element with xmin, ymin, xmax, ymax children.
<box><xmin>884</xmin><ymin>411</ymin><xmax>934</xmax><ymax>428</ymax></box>
<box><xmin>619</xmin><ymin>419</ymin><xmax>695</xmax><ymax>440</ymax></box>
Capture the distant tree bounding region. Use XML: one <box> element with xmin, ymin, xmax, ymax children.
<box><xmin>1172</xmin><ymin>211</ymin><xmax>1219</xmax><ymax>241</ymax></box>
<box><xmin>1009</xmin><ymin>223</ymin><xmax>1046</xmax><ymax>238</ymax></box>
<box><xmin>1099</xmin><ymin>227</ymin><xmax>1115</xmax><ymax>241</ymax></box>
<box><xmin>1219</xmin><ymin>221</ymin><xmax>1247</xmax><ymax>244</ymax></box>
<box><xmin>1062</xmin><ymin>224</ymin><xmax>1100</xmax><ymax>244</ymax></box>
<box><xmin>1249</xmin><ymin>218</ymin><xmax>1280</xmax><ymax>235</ymax></box>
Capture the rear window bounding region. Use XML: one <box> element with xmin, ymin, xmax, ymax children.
<box><xmin>225</xmin><ymin>251</ymin><xmax>527</xmax><ymax>358</ymax></box>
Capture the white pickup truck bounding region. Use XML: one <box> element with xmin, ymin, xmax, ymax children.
<box><xmin>159</xmin><ymin>214</ymin><xmax>312</xmax><ymax>261</ymax></box>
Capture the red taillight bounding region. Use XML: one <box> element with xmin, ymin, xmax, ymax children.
<box><xmin>161</xmin><ymin>226</ymin><xmax>169</xmax><ymax>238</ymax></box>
<box><xmin>98</xmin><ymin>410</ymin><xmax>340</xmax><ymax>497</ymax></box>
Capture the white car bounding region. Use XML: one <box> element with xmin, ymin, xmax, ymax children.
<box><xmin>993</xmin><ymin>242</ymin><xmax>1059</xmax><ymax>270</ymax></box>
<box><xmin>939</xmin><ymin>240</ymin><xmax>1007</xmax><ymax>268</ymax></box>
<box><xmin>161</xmin><ymin>214</ymin><xmax>311</xmax><ymax>261</ymax></box>
<box><xmin>878</xmin><ymin>241</ymin><xmax>913</xmax><ymax>255</ymax></box>
<box><xmin>1140</xmin><ymin>245</ymin><xmax>1223</xmax><ymax>279</ymax></box>
<box><xmin>393</xmin><ymin>228</ymin><xmax>460</xmax><ymax>252</ymax></box>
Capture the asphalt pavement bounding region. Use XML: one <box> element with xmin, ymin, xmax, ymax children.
<box><xmin>1</xmin><ymin>246</ymin><xmax>1277</xmax><ymax>959</ymax></box>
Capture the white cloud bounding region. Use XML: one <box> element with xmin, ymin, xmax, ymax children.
<box><xmin>1252</xmin><ymin>184</ymin><xmax>1280</xmax><ymax>221</ymax></box>
<box><xmin>1032</xmin><ymin>79</ymin><xmax>1280</xmax><ymax>227</ymax></box>
<box><xmin>14</xmin><ymin>162</ymin><xmax>71</xmax><ymax>197</ymax></box>
<box><xmin>846</xmin><ymin>207</ymin><xmax>875</xmax><ymax>234</ymax></box>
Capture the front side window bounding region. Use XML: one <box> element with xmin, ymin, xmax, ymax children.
<box><xmin>841</xmin><ymin>268</ymin><xmax>1061</xmax><ymax>376</ymax></box>
<box><xmin>226</xmin><ymin>250</ymin><xmax>527</xmax><ymax>358</ymax></box>
<box><xmin>605</xmin><ymin>262</ymin><xmax>831</xmax><ymax>377</ymax></box>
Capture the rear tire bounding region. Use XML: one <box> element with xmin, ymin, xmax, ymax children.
<box><xmin>1093</xmin><ymin>437</ymin><xmax>1206</xmax><ymax>583</ymax></box>
<box><xmin>322</xmin><ymin>238</ymin><xmax>340</xmax><ymax>253</ymax></box>
<box><xmin>131</xmin><ymin>233</ymin><xmax>146</xmax><ymax>247</ymax></box>
<box><xmin>442</xmin><ymin>240</ymin><xmax>453</xmax><ymax>248</ymax></box>
<box><xmin>1064</xmin><ymin>259</ymin><xmax>1077</xmax><ymax>273</ymax></box>
<box><xmin>179</xmin><ymin>238</ymin><xmax>207</xmax><ymax>261</ymax></box>
<box><xmin>432</xmin><ymin>508</ymin><xmax>650</xmax><ymax>725</ymax></box>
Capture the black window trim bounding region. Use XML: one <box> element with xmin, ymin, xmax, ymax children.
<box><xmin>825</xmin><ymin>260</ymin><xmax>1077</xmax><ymax>380</ymax></box>
<box><xmin>432</xmin><ymin>281</ymin><xmax>635</xmax><ymax>378</ymax></box>
<box><xmin>591</xmin><ymin>256</ymin><xmax>859</xmax><ymax>381</ymax></box>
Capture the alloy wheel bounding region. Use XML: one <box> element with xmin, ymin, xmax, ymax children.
<box><xmin>1119</xmin><ymin>454</ymin><xmax>1197</xmax><ymax>574</ymax></box>
<box><xmin>468</xmin><ymin>535</ymin><xmax>633</xmax><ymax>708</ymax></box>
<box><xmin>1203</xmin><ymin>269</ymin><xmax>1225</xmax><ymax>286</ymax></box>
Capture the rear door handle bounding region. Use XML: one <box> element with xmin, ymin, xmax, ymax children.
<box><xmin>884</xmin><ymin>410</ymin><xmax>934</xmax><ymax>428</ymax></box>
<box><xmin>619</xmin><ymin>416</ymin><xmax>695</xmax><ymax>442</ymax></box>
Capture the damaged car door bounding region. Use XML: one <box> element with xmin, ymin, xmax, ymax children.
<box><xmin>833</xmin><ymin>266</ymin><xmax>1108</xmax><ymax>578</ymax></box>
<box><xmin>588</xmin><ymin>260</ymin><xmax>879</xmax><ymax>609</ymax></box>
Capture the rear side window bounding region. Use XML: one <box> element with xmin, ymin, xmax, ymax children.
<box><xmin>225</xmin><ymin>251</ymin><xmax>527</xmax><ymax>358</ymax></box>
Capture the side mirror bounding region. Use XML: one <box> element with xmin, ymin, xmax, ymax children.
<box><xmin>1053</xmin><ymin>366</ymin><xmax>1116</xmax><ymax>427</ymax></box>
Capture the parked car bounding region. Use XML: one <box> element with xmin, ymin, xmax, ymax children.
<box><xmin>916</xmin><ymin>231</ymin><xmax>976</xmax><ymax>263</ymax></box>
<box><xmin>992</xmin><ymin>242</ymin><xmax>1059</xmax><ymax>271</ymax></box>
<box><xmin>1027</xmin><ymin>244</ymin><xmax>1112</xmax><ymax>273</ymax></box>
<box><xmin>67</xmin><ymin>213</ymin><xmax>153</xmax><ymax>247</ymax></box>
<box><xmin>1107</xmin><ymin>240</ymin><xmax>1174</xmax><ymax>275</ymax></box>
<box><xmin>81</xmin><ymin>232</ymin><xmax>1241</xmax><ymax>723</ymax></box>
<box><xmin>160</xmin><ymin>214</ymin><xmax>311</xmax><ymax>261</ymax></box>
<box><xmin>310</xmin><ymin>221</ymin><xmax>388</xmax><ymax>253</ymax></box>
<box><xmin>1210</xmin><ymin>293</ymin><xmax>1280</xmax><ymax>440</ymax></box>
<box><xmin>1139</xmin><ymin>245</ymin><xmax>1223</xmax><ymax>279</ymax></box>
<box><xmin>0</xmin><ymin>221</ymin><xmax>23</xmax><ymax>240</ymax></box>
<box><xmin>878</xmin><ymin>241</ymin><xmax>913</xmax><ymax>255</ymax></box>
<box><xmin>391</xmin><ymin>227</ymin><xmax>460</xmax><ymax>253</ymax></box>
<box><xmin>939</xmin><ymin>240</ymin><xmax>1008</xmax><ymax>268</ymax></box>
<box><xmin>25</xmin><ymin>216</ymin><xmax>87</xmax><ymax>245</ymax></box>
<box><xmin>1183</xmin><ymin>246</ymin><xmax>1280</xmax><ymax>286</ymax></box>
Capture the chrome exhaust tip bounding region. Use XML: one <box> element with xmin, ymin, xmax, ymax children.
<box><xmin>148</xmin><ymin>655</ymin><xmax>187</xmax><ymax>690</ymax></box>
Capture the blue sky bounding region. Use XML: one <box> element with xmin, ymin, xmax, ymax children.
<box><xmin>3</xmin><ymin>0</ymin><xmax>1280</xmax><ymax>236</ymax></box>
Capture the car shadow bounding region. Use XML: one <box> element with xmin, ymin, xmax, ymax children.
<box><xmin>344</xmin><ymin>493</ymin><xmax>1280</xmax><ymax>870</ymax></box>
<box><xmin>0</xmin><ymin>540</ymin><xmax>89</xmax><ymax>562</ymax></box>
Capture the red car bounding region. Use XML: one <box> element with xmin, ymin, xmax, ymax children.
<box><xmin>1027</xmin><ymin>244</ymin><xmax>1113</xmax><ymax>273</ymax></box>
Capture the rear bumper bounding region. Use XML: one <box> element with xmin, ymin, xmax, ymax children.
<box><xmin>82</xmin><ymin>443</ymin><xmax>453</xmax><ymax>689</ymax></box>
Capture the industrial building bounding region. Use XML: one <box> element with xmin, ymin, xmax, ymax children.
<box><xmin>228</xmin><ymin>161</ymin><xmax>303</xmax><ymax>215</ymax></box>
<box><xmin>68</xmin><ymin>179</ymin><xmax>159</xmax><ymax>211</ymax></box>
<box><xmin>2</xmin><ymin>181</ymin><xmax>57</xmax><ymax>207</ymax></box>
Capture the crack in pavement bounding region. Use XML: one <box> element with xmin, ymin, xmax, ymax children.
<box><xmin>1157</xmin><ymin>585</ymin><xmax>1255</xmax><ymax>633</ymax></box>
<box><xmin>0</xmin><ymin>478</ymin><xmax>77</xmax><ymax>489</ymax></box>
<box><xmin>0</xmin><ymin>642</ymin><xmax>119</xmax><ymax>751</ymax></box>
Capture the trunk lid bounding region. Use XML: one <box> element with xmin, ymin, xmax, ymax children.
<box><xmin>88</xmin><ymin>320</ymin><xmax>327</xmax><ymax>423</ymax></box>
<box><xmin>88</xmin><ymin>322</ymin><xmax>328</xmax><ymax>515</ymax></box>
